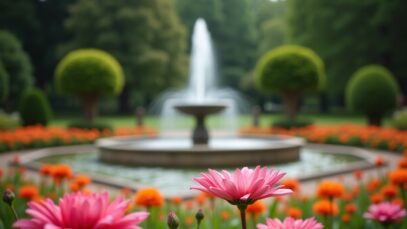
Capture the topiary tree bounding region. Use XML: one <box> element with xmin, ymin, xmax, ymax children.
<box><xmin>254</xmin><ymin>45</ymin><xmax>325</xmax><ymax>121</ymax></box>
<box><xmin>0</xmin><ymin>62</ymin><xmax>8</xmax><ymax>103</ymax></box>
<box><xmin>19</xmin><ymin>88</ymin><xmax>52</xmax><ymax>126</ymax></box>
<box><xmin>0</xmin><ymin>30</ymin><xmax>33</xmax><ymax>111</ymax></box>
<box><xmin>346</xmin><ymin>65</ymin><xmax>399</xmax><ymax>126</ymax></box>
<box><xmin>55</xmin><ymin>49</ymin><xmax>124</xmax><ymax>122</ymax></box>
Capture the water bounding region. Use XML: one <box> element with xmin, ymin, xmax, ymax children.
<box><xmin>151</xmin><ymin>19</ymin><xmax>247</xmax><ymax>133</ymax></box>
<box><xmin>36</xmin><ymin>148</ymin><xmax>362</xmax><ymax>197</ymax></box>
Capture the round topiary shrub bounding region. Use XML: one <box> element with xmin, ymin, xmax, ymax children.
<box><xmin>254</xmin><ymin>45</ymin><xmax>325</xmax><ymax>122</ymax></box>
<box><xmin>55</xmin><ymin>49</ymin><xmax>124</xmax><ymax>122</ymax></box>
<box><xmin>392</xmin><ymin>108</ymin><xmax>407</xmax><ymax>130</ymax></box>
<box><xmin>346</xmin><ymin>65</ymin><xmax>399</xmax><ymax>126</ymax></box>
<box><xmin>0</xmin><ymin>62</ymin><xmax>8</xmax><ymax>102</ymax></box>
<box><xmin>19</xmin><ymin>88</ymin><xmax>53</xmax><ymax>126</ymax></box>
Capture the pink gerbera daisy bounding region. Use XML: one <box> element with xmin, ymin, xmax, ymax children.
<box><xmin>14</xmin><ymin>192</ymin><xmax>149</xmax><ymax>229</ymax></box>
<box><xmin>257</xmin><ymin>217</ymin><xmax>323</xmax><ymax>229</ymax></box>
<box><xmin>364</xmin><ymin>202</ymin><xmax>406</xmax><ymax>225</ymax></box>
<box><xmin>191</xmin><ymin>166</ymin><xmax>292</xmax><ymax>205</ymax></box>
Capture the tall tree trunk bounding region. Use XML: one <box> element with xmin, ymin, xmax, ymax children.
<box><xmin>281</xmin><ymin>91</ymin><xmax>301</xmax><ymax>122</ymax></box>
<box><xmin>80</xmin><ymin>95</ymin><xmax>99</xmax><ymax>123</ymax></box>
<box><xmin>367</xmin><ymin>114</ymin><xmax>382</xmax><ymax>126</ymax></box>
<box><xmin>119</xmin><ymin>85</ymin><xmax>130</xmax><ymax>114</ymax></box>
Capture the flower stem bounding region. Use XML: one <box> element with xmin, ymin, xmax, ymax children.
<box><xmin>8</xmin><ymin>204</ymin><xmax>18</xmax><ymax>221</ymax></box>
<box><xmin>238</xmin><ymin>204</ymin><xmax>248</xmax><ymax>229</ymax></box>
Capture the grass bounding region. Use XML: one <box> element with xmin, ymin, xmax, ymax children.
<box><xmin>50</xmin><ymin>113</ymin><xmax>391</xmax><ymax>129</ymax></box>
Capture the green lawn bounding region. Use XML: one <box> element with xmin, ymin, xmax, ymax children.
<box><xmin>50</xmin><ymin>113</ymin><xmax>390</xmax><ymax>129</ymax></box>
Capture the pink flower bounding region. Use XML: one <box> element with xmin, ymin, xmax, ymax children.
<box><xmin>191</xmin><ymin>166</ymin><xmax>292</xmax><ymax>205</ymax></box>
<box><xmin>257</xmin><ymin>217</ymin><xmax>323</xmax><ymax>229</ymax></box>
<box><xmin>14</xmin><ymin>192</ymin><xmax>149</xmax><ymax>229</ymax></box>
<box><xmin>364</xmin><ymin>202</ymin><xmax>406</xmax><ymax>225</ymax></box>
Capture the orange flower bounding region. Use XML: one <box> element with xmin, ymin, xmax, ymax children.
<box><xmin>134</xmin><ymin>187</ymin><xmax>164</xmax><ymax>207</ymax></box>
<box><xmin>341</xmin><ymin>214</ymin><xmax>351</xmax><ymax>223</ymax></box>
<box><xmin>353</xmin><ymin>170</ymin><xmax>363</xmax><ymax>180</ymax></box>
<box><xmin>381</xmin><ymin>184</ymin><xmax>398</xmax><ymax>199</ymax></box>
<box><xmin>389</xmin><ymin>169</ymin><xmax>407</xmax><ymax>186</ymax></box>
<box><xmin>39</xmin><ymin>164</ymin><xmax>54</xmax><ymax>176</ymax></box>
<box><xmin>51</xmin><ymin>164</ymin><xmax>73</xmax><ymax>183</ymax></box>
<box><xmin>0</xmin><ymin>168</ymin><xmax>3</xmax><ymax>179</ymax></box>
<box><xmin>375</xmin><ymin>156</ymin><xmax>385</xmax><ymax>167</ymax></box>
<box><xmin>286</xmin><ymin>207</ymin><xmax>302</xmax><ymax>219</ymax></box>
<box><xmin>398</xmin><ymin>158</ymin><xmax>407</xmax><ymax>168</ymax></box>
<box><xmin>184</xmin><ymin>216</ymin><xmax>194</xmax><ymax>225</ymax></box>
<box><xmin>121</xmin><ymin>187</ymin><xmax>132</xmax><ymax>196</ymax></box>
<box><xmin>392</xmin><ymin>198</ymin><xmax>404</xmax><ymax>207</ymax></box>
<box><xmin>171</xmin><ymin>196</ymin><xmax>183</xmax><ymax>205</ymax></box>
<box><xmin>73</xmin><ymin>174</ymin><xmax>91</xmax><ymax>187</ymax></box>
<box><xmin>345</xmin><ymin>203</ymin><xmax>357</xmax><ymax>214</ymax></box>
<box><xmin>246</xmin><ymin>200</ymin><xmax>266</xmax><ymax>218</ymax></box>
<box><xmin>367</xmin><ymin>178</ymin><xmax>381</xmax><ymax>193</ymax></box>
<box><xmin>19</xmin><ymin>185</ymin><xmax>39</xmax><ymax>200</ymax></box>
<box><xmin>370</xmin><ymin>193</ymin><xmax>383</xmax><ymax>204</ymax></box>
<box><xmin>313</xmin><ymin>199</ymin><xmax>339</xmax><ymax>216</ymax></box>
<box><xmin>195</xmin><ymin>192</ymin><xmax>207</xmax><ymax>205</ymax></box>
<box><xmin>220</xmin><ymin>211</ymin><xmax>230</xmax><ymax>221</ymax></box>
<box><xmin>282</xmin><ymin>179</ymin><xmax>300</xmax><ymax>193</ymax></box>
<box><xmin>316</xmin><ymin>181</ymin><xmax>345</xmax><ymax>199</ymax></box>
<box><xmin>69</xmin><ymin>182</ymin><xmax>80</xmax><ymax>192</ymax></box>
<box><xmin>184</xmin><ymin>200</ymin><xmax>194</xmax><ymax>210</ymax></box>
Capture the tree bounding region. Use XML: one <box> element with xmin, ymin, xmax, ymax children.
<box><xmin>64</xmin><ymin>0</ymin><xmax>188</xmax><ymax>112</ymax></box>
<box><xmin>254</xmin><ymin>45</ymin><xmax>325</xmax><ymax>121</ymax></box>
<box><xmin>0</xmin><ymin>62</ymin><xmax>8</xmax><ymax>103</ymax></box>
<box><xmin>346</xmin><ymin>65</ymin><xmax>399</xmax><ymax>126</ymax></box>
<box><xmin>258</xmin><ymin>18</ymin><xmax>287</xmax><ymax>55</ymax></box>
<box><xmin>0</xmin><ymin>30</ymin><xmax>33</xmax><ymax>111</ymax></box>
<box><xmin>55</xmin><ymin>49</ymin><xmax>124</xmax><ymax>122</ymax></box>
<box><xmin>287</xmin><ymin>0</ymin><xmax>407</xmax><ymax>107</ymax></box>
<box><xmin>19</xmin><ymin>87</ymin><xmax>52</xmax><ymax>126</ymax></box>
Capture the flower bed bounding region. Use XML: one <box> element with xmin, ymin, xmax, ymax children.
<box><xmin>240</xmin><ymin>124</ymin><xmax>407</xmax><ymax>153</ymax></box>
<box><xmin>0</xmin><ymin>125</ymin><xmax>157</xmax><ymax>152</ymax></box>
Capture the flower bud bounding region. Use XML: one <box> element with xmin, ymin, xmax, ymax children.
<box><xmin>195</xmin><ymin>208</ymin><xmax>204</xmax><ymax>223</ymax></box>
<box><xmin>3</xmin><ymin>189</ymin><xmax>15</xmax><ymax>206</ymax></box>
<box><xmin>167</xmin><ymin>211</ymin><xmax>179</xmax><ymax>229</ymax></box>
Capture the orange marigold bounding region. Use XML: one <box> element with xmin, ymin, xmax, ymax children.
<box><xmin>398</xmin><ymin>158</ymin><xmax>407</xmax><ymax>168</ymax></box>
<box><xmin>39</xmin><ymin>164</ymin><xmax>54</xmax><ymax>176</ymax></box>
<box><xmin>375</xmin><ymin>156</ymin><xmax>385</xmax><ymax>167</ymax></box>
<box><xmin>345</xmin><ymin>203</ymin><xmax>357</xmax><ymax>214</ymax></box>
<box><xmin>316</xmin><ymin>181</ymin><xmax>345</xmax><ymax>199</ymax></box>
<box><xmin>195</xmin><ymin>192</ymin><xmax>207</xmax><ymax>205</ymax></box>
<box><xmin>353</xmin><ymin>169</ymin><xmax>363</xmax><ymax>180</ymax></box>
<box><xmin>171</xmin><ymin>196</ymin><xmax>183</xmax><ymax>205</ymax></box>
<box><xmin>73</xmin><ymin>174</ymin><xmax>91</xmax><ymax>187</ymax></box>
<box><xmin>341</xmin><ymin>214</ymin><xmax>351</xmax><ymax>223</ymax></box>
<box><xmin>51</xmin><ymin>164</ymin><xmax>73</xmax><ymax>183</ymax></box>
<box><xmin>381</xmin><ymin>184</ymin><xmax>398</xmax><ymax>199</ymax></box>
<box><xmin>69</xmin><ymin>182</ymin><xmax>80</xmax><ymax>192</ymax></box>
<box><xmin>247</xmin><ymin>200</ymin><xmax>266</xmax><ymax>218</ymax></box>
<box><xmin>19</xmin><ymin>185</ymin><xmax>39</xmax><ymax>200</ymax></box>
<box><xmin>184</xmin><ymin>216</ymin><xmax>194</xmax><ymax>225</ymax></box>
<box><xmin>220</xmin><ymin>211</ymin><xmax>230</xmax><ymax>221</ymax></box>
<box><xmin>281</xmin><ymin>179</ymin><xmax>300</xmax><ymax>193</ymax></box>
<box><xmin>134</xmin><ymin>187</ymin><xmax>164</xmax><ymax>207</ymax></box>
<box><xmin>367</xmin><ymin>178</ymin><xmax>381</xmax><ymax>193</ymax></box>
<box><xmin>313</xmin><ymin>199</ymin><xmax>339</xmax><ymax>216</ymax></box>
<box><xmin>286</xmin><ymin>207</ymin><xmax>302</xmax><ymax>219</ymax></box>
<box><xmin>370</xmin><ymin>193</ymin><xmax>383</xmax><ymax>204</ymax></box>
<box><xmin>389</xmin><ymin>169</ymin><xmax>407</xmax><ymax>186</ymax></box>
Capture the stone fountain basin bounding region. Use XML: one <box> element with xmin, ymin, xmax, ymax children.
<box><xmin>174</xmin><ymin>103</ymin><xmax>226</xmax><ymax>115</ymax></box>
<box><xmin>97</xmin><ymin>136</ymin><xmax>304</xmax><ymax>168</ymax></box>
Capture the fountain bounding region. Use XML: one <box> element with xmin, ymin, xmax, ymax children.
<box><xmin>97</xmin><ymin>19</ymin><xmax>304</xmax><ymax>168</ymax></box>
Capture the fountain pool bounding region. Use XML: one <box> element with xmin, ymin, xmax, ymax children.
<box><xmin>32</xmin><ymin>146</ymin><xmax>367</xmax><ymax>197</ymax></box>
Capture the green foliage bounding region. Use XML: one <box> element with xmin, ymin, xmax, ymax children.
<box><xmin>19</xmin><ymin>88</ymin><xmax>52</xmax><ymax>126</ymax></box>
<box><xmin>0</xmin><ymin>30</ymin><xmax>33</xmax><ymax>110</ymax></box>
<box><xmin>392</xmin><ymin>108</ymin><xmax>407</xmax><ymax>130</ymax></box>
<box><xmin>68</xmin><ymin>121</ymin><xmax>112</xmax><ymax>132</ymax></box>
<box><xmin>55</xmin><ymin>49</ymin><xmax>124</xmax><ymax>96</ymax></box>
<box><xmin>0</xmin><ymin>62</ymin><xmax>8</xmax><ymax>102</ymax></box>
<box><xmin>0</xmin><ymin>113</ymin><xmax>19</xmax><ymax>130</ymax></box>
<box><xmin>258</xmin><ymin>18</ymin><xmax>286</xmax><ymax>55</ymax></box>
<box><xmin>272</xmin><ymin>118</ymin><xmax>313</xmax><ymax>129</ymax></box>
<box><xmin>288</xmin><ymin>0</ymin><xmax>407</xmax><ymax>105</ymax></box>
<box><xmin>346</xmin><ymin>65</ymin><xmax>399</xmax><ymax>118</ymax></box>
<box><xmin>254</xmin><ymin>45</ymin><xmax>325</xmax><ymax>93</ymax></box>
<box><xmin>64</xmin><ymin>0</ymin><xmax>188</xmax><ymax>110</ymax></box>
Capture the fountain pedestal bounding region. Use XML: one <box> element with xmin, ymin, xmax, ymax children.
<box><xmin>175</xmin><ymin>103</ymin><xmax>226</xmax><ymax>145</ymax></box>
